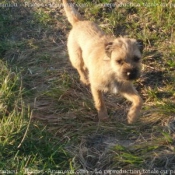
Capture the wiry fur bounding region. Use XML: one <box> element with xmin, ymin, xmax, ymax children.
<box><xmin>62</xmin><ymin>0</ymin><xmax>143</xmax><ymax>124</ymax></box>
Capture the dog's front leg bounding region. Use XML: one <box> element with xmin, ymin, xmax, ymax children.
<box><xmin>91</xmin><ymin>86</ymin><xmax>108</xmax><ymax>121</ymax></box>
<box><xmin>120</xmin><ymin>84</ymin><xmax>143</xmax><ymax>124</ymax></box>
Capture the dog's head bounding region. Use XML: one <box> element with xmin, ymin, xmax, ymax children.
<box><xmin>104</xmin><ymin>37</ymin><xmax>144</xmax><ymax>81</ymax></box>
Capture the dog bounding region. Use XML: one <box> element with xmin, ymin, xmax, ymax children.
<box><xmin>62</xmin><ymin>0</ymin><xmax>143</xmax><ymax>124</ymax></box>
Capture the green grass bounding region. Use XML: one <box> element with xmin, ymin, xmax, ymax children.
<box><xmin>0</xmin><ymin>0</ymin><xmax>175</xmax><ymax>173</ymax></box>
<box><xmin>0</xmin><ymin>61</ymin><xmax>70</xmax><ymax>172</ymax></box>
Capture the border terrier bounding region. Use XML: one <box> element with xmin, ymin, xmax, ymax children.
<box><xmin>63</xmin><ymin>0</ymin><xmax>143</xmax><ymax>124</ymax></box>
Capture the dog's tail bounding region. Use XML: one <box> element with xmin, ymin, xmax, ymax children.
<box><xmin>62</xmin><ymin>0</ymin><xmax>83</xmax><ymax>26</ymax></box>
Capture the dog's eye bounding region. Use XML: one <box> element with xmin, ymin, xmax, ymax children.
<box><xmin>133</xmin><ymin>56</ymin><xmax>140</xmax><ymax>62</ymax></box>
<box><xmin>116</xmin><ymin>60</ymin><xmax>123</xmax><ymax>65</ymax></box>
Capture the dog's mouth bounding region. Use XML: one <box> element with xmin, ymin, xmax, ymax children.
<box><xmin>123</xmin><ymin>68</ymin><xmax>140</xmax><ymax>81</ymax></box>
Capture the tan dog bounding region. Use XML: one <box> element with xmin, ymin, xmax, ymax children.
<box><xmin>63</xmin><ymin>0</ymin><xmax>143</xmax><ymax>124</ymax></box>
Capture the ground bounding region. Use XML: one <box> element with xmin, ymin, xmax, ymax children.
<box><xmin>0</xmin><ymin>0</ymin><xmax>175</xmax><ymax>173</ymax></box>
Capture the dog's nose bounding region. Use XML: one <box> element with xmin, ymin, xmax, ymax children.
<box><xmin>125</xmin><ymin>68</ymin><xmax>139</xmax><ymax>80</ymax></box>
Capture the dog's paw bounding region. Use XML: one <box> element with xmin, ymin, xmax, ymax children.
<box><xmin>127</xmin><ymin>115</ymin><xmax>137</xmax><ymax>124</ymax></box>
<box><xmin>98</xmin><ymin>112</ymin><xmax>109</xmax><ymax>122</ymax></box>
<box><xmin>127</xmin><ymin>107</ymin><xmax>139</xmax><ymax>124</ymax></box>
<box><xmin>99</xmin><ymin>116</ymin><xmax>109</xmax><ymax>122</ymax></box>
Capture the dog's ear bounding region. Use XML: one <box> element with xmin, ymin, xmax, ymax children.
<box><xmin>137</xmin><ymin>39</ymin><xmax>144</xmax><ymax>54</ymax></box>
<box><xmin>104</xmin><ymin>42</ymin><xmax>113</xmax><ymax>59</ymax></box>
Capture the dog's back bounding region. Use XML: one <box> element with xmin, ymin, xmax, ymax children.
<box><xmin>62</xmin><ymin>0</ymin><xmax>108</xmax><ymax>66</ymax></box>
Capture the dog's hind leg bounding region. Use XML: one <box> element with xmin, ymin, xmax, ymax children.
<box><xmin>67</xmin><ymin>39</ymin><xmax>89</xmax><ymax>85</ymax></box>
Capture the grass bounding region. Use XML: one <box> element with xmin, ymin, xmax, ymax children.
<box><xmin>0</xmin><ymin>0</ymin><xmax>175</xmax><ymax>173</ymax></box>
<box><xmin>0</xmin><ymin>61</ymin><xmax>70</xmax><ymax>172</ymax></box>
